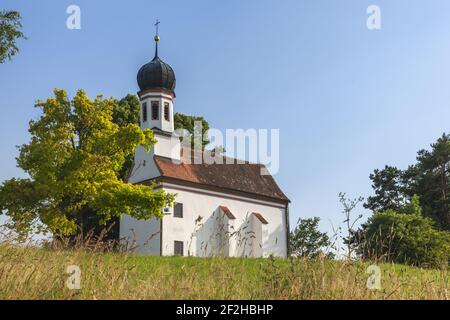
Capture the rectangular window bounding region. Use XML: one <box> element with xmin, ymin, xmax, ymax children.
<box><xmin>174</xmin><ymin>203</ymin><xmax>183</xmax><ymax>218</ymax></box>
<box><xmin>164</xmin><ymin>102</ymin><xmax>170</xmax><ymax>121</ymax></box>
<box><xmin>174</xmin><ymin>241</ymin><xmax>184</xmax><ymax>256</ymax></box>
<box><xmin>151</xmin><ymin>101</ymin><xmax>159</xmax><ymax>120</ymax></box>
<box><xmin>142</xmin><ymin>102</ymin><xmax>147</xmax><ymax>122</ymax></box>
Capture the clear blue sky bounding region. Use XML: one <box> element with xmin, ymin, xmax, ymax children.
<box><xmin>1</xmin><ymin>0</ymin><xmax>450</xmax><ymax>236</ymax></box>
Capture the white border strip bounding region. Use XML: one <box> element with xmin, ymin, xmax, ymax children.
<box><xmin>161</xmin><ymin>182</ymin><xmax>286</xmax><ymax>209</ymax></box>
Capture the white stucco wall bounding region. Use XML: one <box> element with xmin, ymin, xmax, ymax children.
<box><xmin>121</xmin><ymin>116</ymin><xmax>288</xmax><ymax>258</ymax></box>
<box><xmin>120</xmin><ymin>181</ymin><xmax>287</xmax><ymax>258</ymax></box>
<box><xmin>140</xmin><ymin>93</ymin><xmax>174</xmax><ymax>133</ymax></box>
<box><xmin>128</xmin><ymin>132</ymin><xmax>180</xmax><ymax>184</ymax></box>
<box><xmin>250</xmin><ymin>214</ymin><xmax>264</xmax><ymax>258</ymax></box>
<box><xmin>160</xmin><ymin>183</ymin><xmax>287</xmax><ymax>258</ymax></box>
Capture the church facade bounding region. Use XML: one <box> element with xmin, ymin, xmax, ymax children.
<box><xmin>119</xmin><ymin>34</ymin><xmax>290</xmax><ymax>258</ymax></box>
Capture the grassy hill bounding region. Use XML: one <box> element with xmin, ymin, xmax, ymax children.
<box><xmin>0</xmin><ymin>244</ymin><xmax>448</xmax><ymax>300</ymax></box>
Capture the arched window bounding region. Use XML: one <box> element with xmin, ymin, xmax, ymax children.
<box><xmin>151</xmin><ymin>101</ymin><xmax>159</xmax><ymax>120</ymax></box>
<box><xmin>164</xmin><ymin>102</ymin><xmax>170</xmax><ymax>121</ymax></box>
<box><xmin>142</xmin><ymin>102</ymin><xmax>147</xmax><ymax>122</ymax></box>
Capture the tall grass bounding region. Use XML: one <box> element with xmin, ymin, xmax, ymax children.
<box><xmin>0</xmin><ymin>244</ymin><xmax>447</xmax><ymax>300</ymax></box>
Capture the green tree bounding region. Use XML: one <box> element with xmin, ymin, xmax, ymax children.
<box><xmin>365</xmin><ymin>133</ymin><xmax>450</xmax><ymax>231</ymax></box>
<box><xmin>174</xmin><ymin>112</ymin><xmax>210</xmax><ymax>150</ymax></box>
<box><xmin>0</xmin><ymin>10</ymin><xmax>26</xmax><ymax>64</ymax></box>
<box><xmin>289</xmin><ymin>217</ymin><xmax>333</xmax><ymax>258</ymax></box>
<box><xmin>0</xmin><ymin>89</ymin><xmax>174</xmax><ymax>238</ymax></box>
<box><xmin>364</xmin><ymin>165</ymin><xmax>409</xmax><ymax>213</ymax></box>
<box><xmin>111</xmin><ymin>94</ymin><xmax>141</xmax><ymax>181</ymax></box>
<box><xmin>413</xmin><ymin>133</ymin><xmax>450</xmax><ymax>230</ymax></box>
<box><xmin>112</xmin><ymin>94</ymin><xmax>141</xmax><ymax>128</ymax></box>
<box><xmin>354</xmin><ymin>197</ymin><xmax>450</xmax><ymax>267</ymax></box>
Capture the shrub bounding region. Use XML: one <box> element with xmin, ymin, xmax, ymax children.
<box><xmin>289</xmin><ymin>217</ymin><xmax>334</xmax><ymax>258</ymax></box>
<box><xmin>357</xmin><ymin>210</ymin><xmax>450</xmax><ymax>267</ymax></box>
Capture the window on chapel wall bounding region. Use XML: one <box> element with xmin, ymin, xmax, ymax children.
<box><xmin>151</xmin><ymin>101</ymin><xmax>159</xmax><ymax>120</ymax></box>
<box><xmin>164</xmin><ymin>102</ymin><xmax>170</xmax><ymax>121</ymax></box>
<box><xmin>174</xmin><ymin>241</ymin><xmax>184</xmax><ymax>256</ymax></box>
<box><xmin>142</xmin><ymin>102</ymin><xmax>147</xmax><ymax>122</ymax></box>
<box><xmin>174</xmin><ymin>203</ymin><xmax>183</xmax><ymax>218</ymax></box>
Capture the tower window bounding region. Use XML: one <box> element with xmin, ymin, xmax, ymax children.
<box><xmin>151</xmin><ymin>101</ymin><xmax>159</xmax><ymax>120</ymax></box>
<box><xmin>174</xmin><ymin>241</ymin><xmax>184</xmax><ymax>256</ymax></box>
<box><xmin>142</xmin><ymin>102</ymin><xmax>147</xmax><ymax>122</ymax></box>
<box><xmin>164</xmin><ymin>102</ymin><xmax>170</xmax><ymax>121</ymax></box>
<box><xmin>174</xmin><ymin>203</ymin><xmax>183</xmax><ymax>218</ymax></box>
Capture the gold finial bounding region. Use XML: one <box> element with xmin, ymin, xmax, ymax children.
<box><xmin>154</xmin><ymin>19</ymin><xmax>160</xmax><ymax>41</ymax></box>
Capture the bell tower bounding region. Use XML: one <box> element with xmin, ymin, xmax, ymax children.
<box><xmin>130</xmin><ymin>22</ymin><xmax>180</xmax><ymax>184</ymax></box>
<box><xmin>136</xmin><ymin>20</ymin><xmax>176</xmax><ymax>134</ymax></box>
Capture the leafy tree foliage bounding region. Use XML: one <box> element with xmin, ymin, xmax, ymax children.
<box><xmin>0</xmin><ymin>10</ymin><xmax>26</xmax><ymax>64</ymax></box>
<box><xmin>111</xmin><ymin>94</ymin><xmax>141</xmax><ymax>181</ymax></box>
<box><xmin>289</xmin><ymin>217</ymin><xmax>333</xmax><ymax>258</ymax></box>
<box><xmin>354</xmin><ymin>196</ymin><xmax>450</xmax><ymax>267</ymax></box>
<box><xmin>413</xmin><ymin>134</ymin><xmax>450</xmax><ymax>230</ymax></box>
<box><xmin>365</xmin><ymin>133</ymin><xmax>450</xmax><ymax>231</ymax></box>
<box><xmin>0</xmin><ymin>89</ymin><xmax>174</xmax><ymax>237</ymax></box>
<box><xmin>174</xmin><ymin>112</ymin><xmax>210</xmax><ymax>150</ymax></box>
<box><xmin>364</xmin><ymin>165</ymin><xmax>409</xmax><ymax>213</ymax></box>
<box><xmin>112</xmin><ymin>94</ymin><xmax>141</xmax><ymax>128</ymax></box>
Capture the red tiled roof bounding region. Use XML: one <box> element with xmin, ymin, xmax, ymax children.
<box><xmin>152</xmin><ymin>152</ymin><xmax>289</xmax><ymax>203</ymax></box>
<box><xmin>219</xmin><ymin>206</ymin><xmax>236</xmax><ymax>220</ymax></box>
<box><xmin>253</xmin><ymin>212</ymin><xmax>269</xmax><ymax>224</ymax></box>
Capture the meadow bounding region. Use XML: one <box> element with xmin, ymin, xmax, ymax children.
<box><xmin>0</xmin><ymin>244</ymin><xmax>448</xmax><ymax>300</ymax></box>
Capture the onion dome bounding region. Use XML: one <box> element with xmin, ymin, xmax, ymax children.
<box><xmin>137</xmin><ymin>35</ymin><xmax>176</xmax><ymax>94</ymax></box>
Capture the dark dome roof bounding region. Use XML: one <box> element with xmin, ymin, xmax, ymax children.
<box><xmin>137</xmin><ymin>51</ymin><xmax>176</xmax><ymax>94</ymax></box>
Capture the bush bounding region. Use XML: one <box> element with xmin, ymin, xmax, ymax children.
<box><xmin>357</xmin><ymin>210</ymin><xmax>450</xmax><ymax>267</ymax></box>
<box><xmin>289</xmin><ymin>217</ymin><xmax>334</xmax><ymax>258</ymax></box>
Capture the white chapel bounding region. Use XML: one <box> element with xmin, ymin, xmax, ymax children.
<box><xmin>119</xmin><ymin>33</ymin><xmax>290</xmax><ymax>258</ymax></box>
